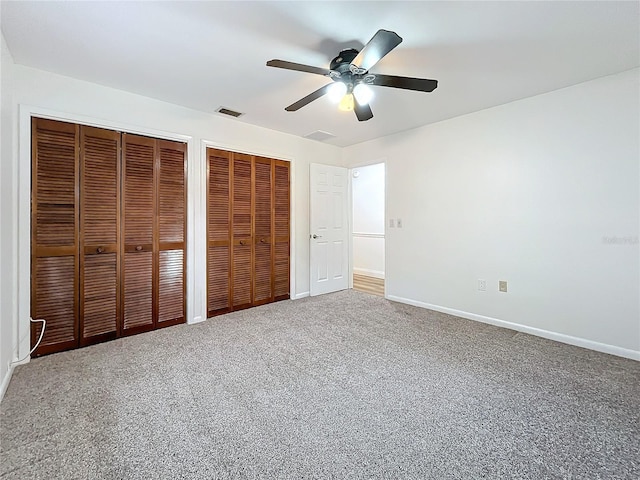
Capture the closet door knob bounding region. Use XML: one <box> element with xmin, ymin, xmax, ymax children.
<box><xmin>239</xmin><ymin>240</ymin><xmax>246</xmax><ymax>246</ymax></box>
<box><xmin>96</xmin><ymin>247</ymin><xmax>104</xmax><ymax>253</ymax></box>
<box><xmin>260</xmin><ymin>238</ymin><xmax>266</xmax><ymax>243</ymax></box>
<box><xmin>135</xmin><ymin>245</ymin><xmax>143</xmax><ymax>251</ymax></box>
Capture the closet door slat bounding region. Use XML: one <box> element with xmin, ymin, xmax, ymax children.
<box><xmin>33</xmin><ymin>256</ymin><xmax>77</xmax><ymax>349</ymax></box>
<box><xmin>208</xmin><ymin>245</ymin><xmax>230</xmax><ymax>312</ymax></box>
<box><xmin>123</xmin><ymin>251</ymin><xmax>153</xmax><ymax>330</ymax></box>
<box><xmin>159</xmin><ymin>250</ymin><xmax>184</xmax><ymax>323</ymax></box>
<box><xmin>82</xmin><ymin>253</ymin><xmax>117</xmax><ymax>338</ymax></box>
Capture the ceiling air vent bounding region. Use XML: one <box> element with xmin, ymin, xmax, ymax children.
<box><xmin>303</xmin><ymin>130</ymin><xmax>336</xmax><ymax>142</ymax></box>
<box><xmin>216</xmin><ymin>107</ymin><xmax>244</xmax><ymax>118</ymax></box>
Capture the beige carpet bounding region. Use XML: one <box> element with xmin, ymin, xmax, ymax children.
<box><xmin>1</xmin><ymin>289</ymin><xmax>639</xmax><ymax>479</ymax></box>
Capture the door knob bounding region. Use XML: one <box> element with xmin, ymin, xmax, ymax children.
<box><xmin>312</xmin><ymin>234</ymin><xmax>322</xmax><ymax>239</ymax></box>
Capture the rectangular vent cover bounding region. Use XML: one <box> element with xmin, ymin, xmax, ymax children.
<box><xmin>216</xmin><ymin>107</ymin><xmax>244</xmax><ymax>118</ymax></box>
<box><xmin>303</xmin><ymin>130</ymin><xmax>336</xmax><ymax>142</ymax></box>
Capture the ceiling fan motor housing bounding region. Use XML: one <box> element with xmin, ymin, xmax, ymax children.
<box><xmin>330</xmin><ymin>48</ymin><xmax>360</xmax><ymax>76</ymax></box>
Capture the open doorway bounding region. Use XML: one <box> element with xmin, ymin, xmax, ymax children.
<box><xmin>351</xmin><ymin>163</ymin><xmax>385</xmax><ymax>296</ymax></box>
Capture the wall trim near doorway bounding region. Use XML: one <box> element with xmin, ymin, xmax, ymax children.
<box><xmin>352</xmin><ymin>232</ymin><xmax>384</xmax><ymax>239</ymax></box>
<box><xmin>387</xmin><ymin>294</ymin><xmax>640</xmax><ymax>361</ymax></box>
<box><xmin>353</xmin><ymin>268</ymin><xmax>384</xmax><ymax>279</ymax></box>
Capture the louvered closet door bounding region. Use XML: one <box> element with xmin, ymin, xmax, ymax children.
<box><xmin>232</xmin><ymin>153</ymin><xmax>253</xmax><ymax>309</ymax></box>
<box><xmin>31</xmin><ymin>118</ymin><xmax>79</xmax><ymax>355</ymax></box>
<box><xmin>253</xmin><ymin>157</ymin><xmax>273</xmax><ymax>305</ymax></box>
<box><xmin>207</xmin><ymin>149</ymin><xmax>231</xmax><ymax>315</ymax></box>
<box><xmin>273</xmin><ymin>160</ymin><xmax>290</xmax><ymax>300</ymax></box>
<box><xmin>122</xmin><ymin>134</ymin><xmax>155</xmax><ymax>334</ymax></box>
<box><xmin>80</xmin><ymin>126</ymin><xmax>120</xmax><ymax>344</ymax></box>
<box><xmin>157</xmin><ymin>140</ymin><xmax>186</xmax><ymax>326</ymax></box>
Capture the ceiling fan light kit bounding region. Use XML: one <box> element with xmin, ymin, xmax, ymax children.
<box><xmin>353</xmin><ymin>84</ymin><xmax>374</xmax><ymax>106</ymax></box>
<box><xmin>338</xmin><ymin>94</ymin><xmax>355</xmax><ymax>112</ymax></box>
<box><xmin>267</xmin><ymin>29</ymin><xmax>438</xmax><ymax>122</ymax></box>
<box><xmin>328</xmin><ymin>82</ymin><xmax>347</xmax><ymax>102</ymax></box>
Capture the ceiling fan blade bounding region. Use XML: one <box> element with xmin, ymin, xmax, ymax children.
<box><xmin>351</xmin><ymin>29</ymin><xmax>402</xmax><ymax>72</ymax></box>
<box><xmin>285</xmin><ymin>84</ymin><xmax>333</xmax><ymax>111</ymax></box>
<box><xmin>267</xmin><ymin>59</ymin><xmax>331</xmax><ymax>77</ymax></box>
<box><xmin>369</xmin><ymin>74</ymin><xmax>438</xmax><ymax>92</ymax></box>
<box><xmin>354</xmin><ymin>102</ymin><xmax>373</xmax><ymax>122</ymax></box>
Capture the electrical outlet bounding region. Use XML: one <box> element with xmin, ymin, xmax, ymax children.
<box><xmin>397</xmin><ymin>218</ymin><xmax>403</xmax><ymax>228</ymax></box>
<box><xmin>499</xmin><ymin>280</ymin><xmax>508</xmax><ymax>293</ymax></box>
<box><xmin>478</xmin><ymin>279</ymin><xmax>486</xmax><ymax>291</ymax></box>
<box><xmin>389</xmin><ymin>218</ymin><xmax>395</xmax><ymax>228</ymax></box>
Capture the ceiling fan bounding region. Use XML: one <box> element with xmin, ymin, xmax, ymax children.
<box><xmin>266</xmin><ymin>29</ymin><xmax>438</xmax><ymax>122</ymax></box>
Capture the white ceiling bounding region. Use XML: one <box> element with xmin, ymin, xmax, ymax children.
<box><xmin>2</xmin><ymin>1</ymin><xmax>638</xmax><ymax>147</ymax></box>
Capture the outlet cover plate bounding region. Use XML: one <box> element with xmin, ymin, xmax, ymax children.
<box><xmin>478</xmin><ymin>279</ymin><xmax>486</xmax><ymax>291</ymax></box>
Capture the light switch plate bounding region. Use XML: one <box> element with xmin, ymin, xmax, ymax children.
<box><xmin>397</xmin><ymin>218</ymin><xmax>402</xmax><ymax>228</ymax></box>
<box><xmin>499</xmin><ymin>281</ymin><xmax>508</xmax><ymax>292</ymax></box>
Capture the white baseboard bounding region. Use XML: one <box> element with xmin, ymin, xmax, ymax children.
<box><xmin>294</xmin><ymin>291</ymin><xmax>310</xmax><ymax>300</ymax></box>
<box><xmin>188</xmin><ymin>315</ymin><xmax>204</xmax><ymax>325</ymax></box>
<box><xmin>353</xmin><ymin>268</ymin><xmax>385</xmax><ymax>279</ymax></box>
<box><xmin>0</xmin><ymin>365</ymin><xmax>15</xmax><ymax>403</ymax></box>
<box><xmin>386</xmin><ymin>295</ymin><xmax>640</xmax><ymax>361</ymax></box>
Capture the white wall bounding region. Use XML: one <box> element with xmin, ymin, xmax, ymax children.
<box><xmin>352</xmin><ymin>163</ymin><xmax>385</xmax><ymax>278</ymax></box>
<box><xmin>343</xmin><ymin>69</ymin><xmax>640</xmax><ymax>358</ymax></box>
<box><xmin>8</xmin><ymin>64</ymin><xmax>342</xmax><ymax>366</ymax></box>
<box><xmin>0</xmin><ymin>31</ymin><xmax>18</xmax><ymax>397</ymax></box>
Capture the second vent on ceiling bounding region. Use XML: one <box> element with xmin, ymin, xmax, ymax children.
<box><xmin>303</xmin><ymin>130</ymin><xmax>336</xmax><ymax>142</ymax></box>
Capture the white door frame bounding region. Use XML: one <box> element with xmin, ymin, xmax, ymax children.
<box><xmin>348</xmin><ymin>158</ymin><xmax>387</xmax><ymax>296</ymax></box>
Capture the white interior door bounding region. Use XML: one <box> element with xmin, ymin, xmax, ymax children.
<box><xmin>310</xmin><ymin>163</ymin><xmax>349</xmax><ymax>296</ymax></box>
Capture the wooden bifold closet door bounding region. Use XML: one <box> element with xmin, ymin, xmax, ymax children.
<box><xmin>80</xmin><ymin>126</ymin><xmax>120</xmax><ymax>345</ymax></box>
<box><xmin>206</xmin><ymin>148</ymin><xmax>290</xmax><ymax>317</ymax></box>
<box><xmin>31</xmin><ymin>118</ymin><xmax>186</xmax><ymax>356</ymax></box>
<box><xmin>121</xmin><ymin>135</ymin><xmax>186</xmax><ymax>334</ymax></box>
<box><xmin>31</xmin><ymin>119</ymin><xmax>79</xmax><ymax>355</ymax></box>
